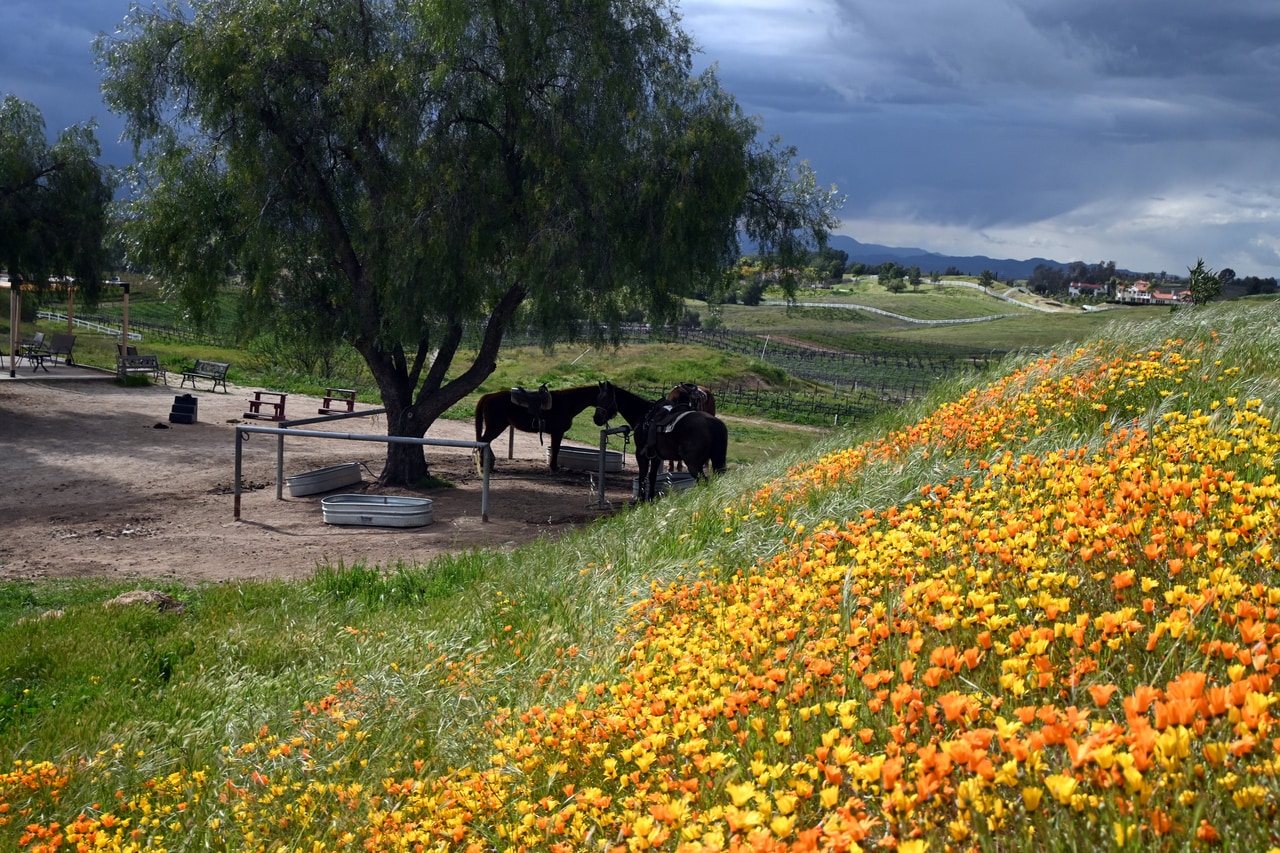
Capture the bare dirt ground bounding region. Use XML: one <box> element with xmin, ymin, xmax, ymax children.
<box><xmin>0</xmin><ymin>372</ymin><xmax>635</xmax><ymax>584</ymax></box>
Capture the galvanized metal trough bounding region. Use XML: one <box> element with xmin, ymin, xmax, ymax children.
<box><xmin>632</xmin><ymin>472</ymin><xmax>696</xmax><ymax>499</ymax></box>
<box><xmin>285</xmin><ymin>462</ymin><xmax>363</xmax><ymax>497</ymax></box>
<box><xmin>320</xmin><ymin>494</ymin><xmax>434</xmax><ymax>528</ymax></box>
<box><xmin>552</xmin><ymin>445</ymin><xmax>624</xmax><ymax>472</ymax></box>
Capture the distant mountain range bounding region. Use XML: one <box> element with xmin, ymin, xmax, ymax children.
<box><xmin>827</xmin><ymin>235</ymin><xmax>1077</xmax><ymax>281</ymax></box>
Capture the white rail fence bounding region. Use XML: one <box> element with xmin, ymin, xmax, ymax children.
<box><xmin>38</xmin><ymin>311</ymin><xmax>142</xmax><ymax>341</ymax></box>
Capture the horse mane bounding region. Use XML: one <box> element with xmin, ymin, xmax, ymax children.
<box><xmin>605</xmin><ymin>383</ymin><xmax>656</xmax><ymax>427</ymax></box>
<box><xmin>612</xmin><ymin>383</ymin><xmax>649</xmax><ymax>408</ymax></box>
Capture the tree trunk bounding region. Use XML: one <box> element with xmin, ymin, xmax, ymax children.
<box><xmin>381</xmin><ymin>437</ymin><xmax>431</xmax><ymax>487</ymax></box>
<box><xmin>378</xmin><ymin>398</ymin><xmax>431</xmax><ymax>487</ymax></box>
<box><xmin>363</xmin><ymin>285</ymin><xmax>527</xmax><ymax>487</ymax></box>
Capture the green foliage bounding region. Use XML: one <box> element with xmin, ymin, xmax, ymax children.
<box><xmin>0</xmin><ymin>96</ymin><xmax>114</xmax><ymax>303</ymax></box>
<box><xmin>115</xmin><ymin>372</ymin><xmax>153</xmax><ymax>388</ymax></box>
<box><xmin>1186</xmin><ymin>257</ymin><xmax>1223</xmax><ymax>305</ymax></box>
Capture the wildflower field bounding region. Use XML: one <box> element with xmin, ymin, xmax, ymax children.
<box><xmin>4</xmin><ymin>302</ymin><xmax>1280</xmax><ymax>851</ymax></box>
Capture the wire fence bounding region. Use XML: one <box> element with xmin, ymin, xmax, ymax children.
<box><xmin>494</xmin><ymin>323</ymin><xmax>1004</xmax><ymax>413</ymax></box>
<box><xmin>631</xmin><ymin>384</ymin><xmax>885</xmax><ymax>426</ymax></box>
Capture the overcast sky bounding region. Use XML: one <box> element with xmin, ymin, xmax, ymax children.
<box><xmin>5</xmin><ymin>0</ymin><xmax>1280</xmax><ymax>277</ymax></box>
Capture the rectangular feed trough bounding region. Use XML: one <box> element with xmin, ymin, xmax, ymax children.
<box><xmin>551</xmin><ymin>445</ymin><xmax>624</xmax><ymax>472</ymax></box>
<box><xmin>632</xmin><ymin>472</ymin><xmax>696</xmax><ymax>498</ymax></box>
<box><xmin>286</xmin><ymin>462</ymin><xmax>363</xmax><ymax>497</ymax></box>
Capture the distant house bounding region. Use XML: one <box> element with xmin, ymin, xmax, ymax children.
<box><xmin>1115</xmin><ymin>279</ymin><xmax>1189</xmax><ymax>305</ymax></box>
<box><xmin>1067</xmin><ymin>282</ymin><xmax>1107</xmax><ymax>299</ymax></box>
<box><xmin>1116</xmin><ymin>280</ymin><xmax>1153</xmax><ymax>303</ymax></box>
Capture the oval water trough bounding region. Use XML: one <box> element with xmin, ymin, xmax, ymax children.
<box><xmin>321</xmin><ymin>494</ymin><xmax>434</xmax><ymax>528</ymax></box>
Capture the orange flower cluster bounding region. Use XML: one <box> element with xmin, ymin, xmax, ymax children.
<box><xmin>7</xmin><ymin>334</ymin><xmax>1280</xmax><ymax>851</ymax></box>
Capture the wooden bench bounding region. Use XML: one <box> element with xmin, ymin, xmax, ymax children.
<box><xmin>319</xmin><ymin>387</ymin><xmax>358</xmax><ymax>414</ymax></box>
<box><xmin>180</xmin><ymin>359</ymin><xmax>230</xmax><ymax>393</ymax></box>
<box><xmin>244</xmin><ymin>390</ymin><xmax>287</xmax><ymax>421</ymax></box>
<box><xmin>117</xmin><ymin>354</ymin><xmax>168</xmax><ymax>384</ymax></box>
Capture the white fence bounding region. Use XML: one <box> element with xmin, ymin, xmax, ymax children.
<box><xmin>38</xmin><ymin>311</ymin><xmax>142</xmax><ymax>341</ymax></box>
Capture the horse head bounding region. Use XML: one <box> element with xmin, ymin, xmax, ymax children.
<box><xmin>593</xmin><ymin>381</ymin><xmax>617</xmax><ymax>426</ymax></box>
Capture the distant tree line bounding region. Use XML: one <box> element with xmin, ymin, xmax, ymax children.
<box><xmin>1026</xmin><ymin>259</ymin><xmax>1276</xmax><ymax>299</ymax></box>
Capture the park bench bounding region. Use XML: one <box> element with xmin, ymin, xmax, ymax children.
<box><xmin>180</xmin><ymin>359</ymin><xmax>230</xmax><ymax>393</ymax></box>
<box><xmin>117</xmin><ymin>353</ymin><xmax>168</xmax><ymax>384</ymax></box>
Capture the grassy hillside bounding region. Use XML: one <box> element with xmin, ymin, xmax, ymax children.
<box><xmin>5</xmin><ymin>300</ymin><xmax>1280</xmax><ymax>850</ymax></box>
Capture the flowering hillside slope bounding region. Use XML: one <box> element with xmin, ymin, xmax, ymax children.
<box><xmin>6</xmin><ymin>304</ymin><xmax>1280</xmax><ymax>851</ymax></box>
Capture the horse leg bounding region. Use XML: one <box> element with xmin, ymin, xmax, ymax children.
<box><xmin>634</xmin><ymin>456</ymin><xmax>648</xmax><ymax>501</ymax></box>
<box><xmin>639</xmin><ymin>455</ymin><xmax>660</xmax><ymax>501</ymax></box>
<box><xmin>549</xmin><ymin>432</ymin><xmax>563</xmax><ymax>472</ymax></box>
<box><xmin>475</xmin><ymin>400</ymin><xmax>503</xmax><ymax>470</ymax></box>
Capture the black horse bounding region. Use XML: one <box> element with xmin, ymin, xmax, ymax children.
<box><xmin>593</xmin><ymin>381</ymin><xmax>728</xmax><ymax>500</ymax></box>
<box><xmin>662</xmin><ymin>383</ymin><xmax>716</xmax><ymax>472</ymax></box>
<box><xmin>475</xmin><ymin>384</ymin><xmax>599</xmax><ymax>471</ymax></box>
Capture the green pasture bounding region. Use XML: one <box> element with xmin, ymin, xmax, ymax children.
<box><xmin>873</xmin><ymin>305</ymin><xmax>1165</xmax><ymax>350</ymax></box>
<box><xmin>786</xmin><ymin>281</ymin><xmax>1039</xmax><ymax>320</ymax></box>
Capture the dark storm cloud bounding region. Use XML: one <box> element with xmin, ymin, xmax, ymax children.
<box><xmin>6</xmin><ymin>1</ymin><xmax>1280</xmax><ymax>273</ymax></box>
<box><xmin>680</xmin><ymin>0</ymin><xmax>1280</xmax><ymax>275</ymax></box>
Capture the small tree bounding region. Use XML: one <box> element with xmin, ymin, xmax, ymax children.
<box><xmin>0</xmin><ymin>96</ymin><xmax>114</xmax><ymax>304</ymax></box>
<box><xmin>1186</xmin><ymin>259</ymin><xmax>1222</xmax><ymax>306</ymax></box>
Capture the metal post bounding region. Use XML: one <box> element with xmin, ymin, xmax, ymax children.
<box><xmin>481</xmin><ymin>447</ymin><xmax>492</xmax><ymax>522</ymax></box>
<box><xmin>120</xmin><ymin>283</ymin><xmax>130</xmax><ymax>354</ymax></box>
<box><xmin>7</xmin><ymin>285</ymin><xmax>17</xmax><ymax>378</ymax></box>
<box><xmin>276</xmin><ymin>432</ymin><xmax>285</xmax><ymax>500</ymax></box>
<box><xmin>234</xmin><ymin>429</ymin><xmax>243</xmax><ymax>520</ymax></box>
<box><xmin>597</xmin><ymin>429</ymin><xmax>608</xmax><ymax>510</ymax></box>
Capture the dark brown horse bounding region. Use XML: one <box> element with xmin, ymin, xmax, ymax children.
<box><xmin>593</xmin><ymin>381</ymin><xmax>727</xmax><ymax>500</ymax></box>
<box><xmin>663</xmin><ymin>383</ymin><xmax>715</xmax><ymax>470</ymax></box>
<box><xmin>666</xmin><ymin>383</ymin><xmax>716</xmax><ymax>415</ymax></box>
<box><xmin>475</xmin><ymin>385</ymin><xmax>599</xmax><ymax>471</ymax></box>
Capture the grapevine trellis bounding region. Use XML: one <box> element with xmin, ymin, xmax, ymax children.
<box><xmin>493</xmin><ymin>323</ymin><xmax>1006</xmax><ymax>424</ymax></box>
<box><xmin>80</xmin><ymin>297</ymin><xmax>1006</xmax><ymax>426</ymax></box>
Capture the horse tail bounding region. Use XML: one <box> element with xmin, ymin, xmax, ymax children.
<box><xmin>475</xmin><ymin>394</ymin><xmax>488</xmax><ymax>442</ymax></box>
<box><xmin>710</xmin><ymin>417</ymin><xmax>729</xmax><ymax>473</ymax></box>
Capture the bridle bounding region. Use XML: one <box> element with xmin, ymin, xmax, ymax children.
<box><xmin>596</xmin><ymin>381</ymin><xmax>618</xmax><ymax>422</ymax></box>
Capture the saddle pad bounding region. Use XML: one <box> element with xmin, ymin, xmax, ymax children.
<box><xmin>660</xmin><ymin>410</ymin><xmax>697</xmax><ymax>433</ymax></box>
<box><xmin>510</xmin><ymin>386</ymin><xmax>552</xmax><ymax>409</ymax></box>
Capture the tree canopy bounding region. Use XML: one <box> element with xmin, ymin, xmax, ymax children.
<box><xmin>97</xmin><ymin>0</ymin><xmax>841</xmax><ymax>485</ymax></box>
<box><xmin>0</xmin><ymin>95</ymin><xmax>114</xmax><ymax>303</ymax></box>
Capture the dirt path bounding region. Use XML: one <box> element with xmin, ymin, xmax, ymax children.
<box><xmin>0</xmin><ymin>375</ymin><xmax>635</xmax><ymax>583</ymax></box>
